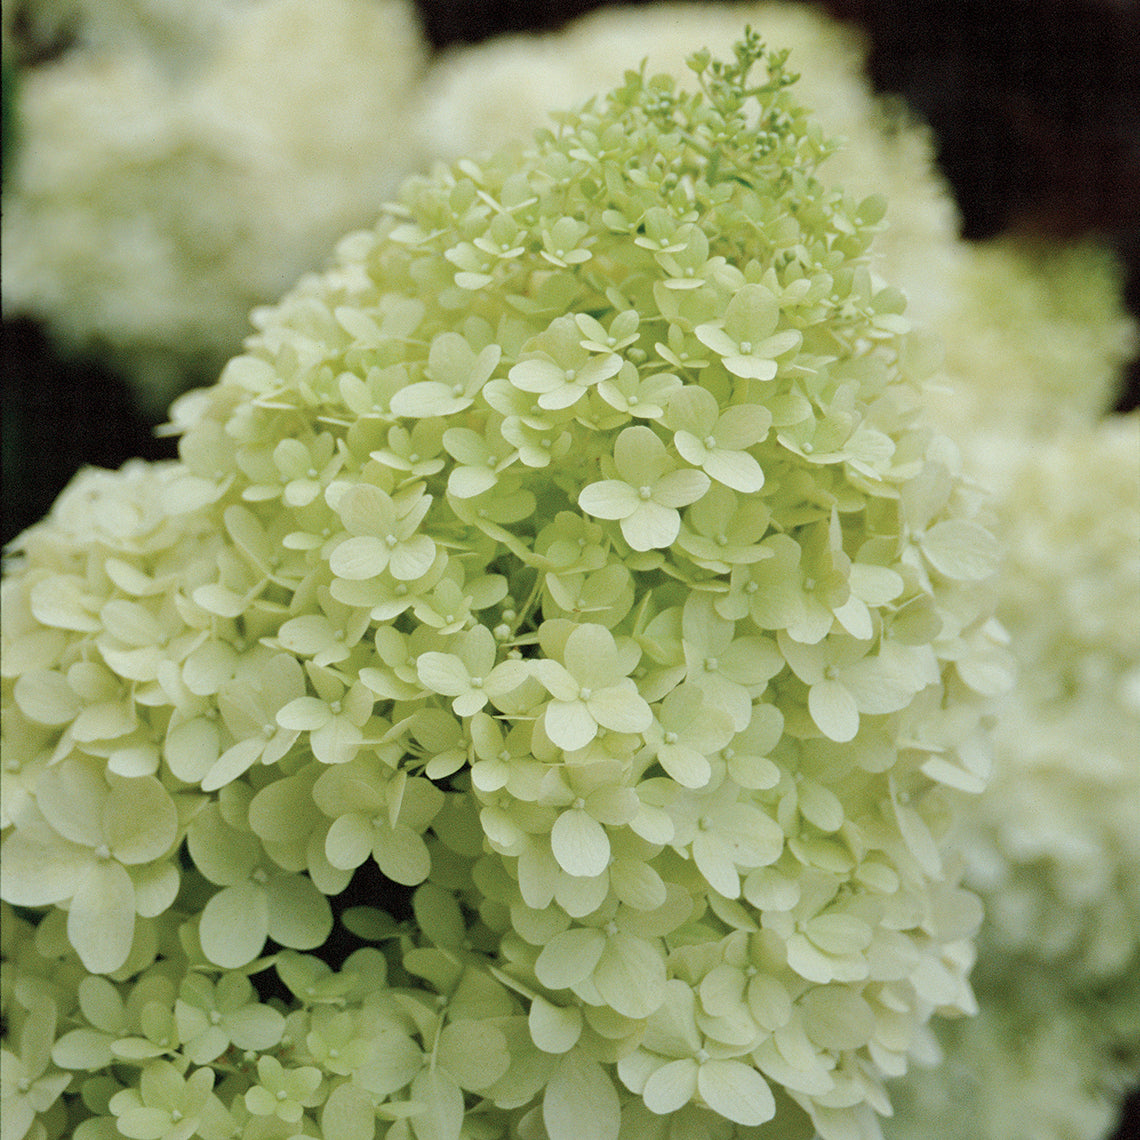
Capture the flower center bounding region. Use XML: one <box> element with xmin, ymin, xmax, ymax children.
<box><xmin>638</xmin><ymin>485</ymin><xmax>653</xmax><ymax>500</ymax></box>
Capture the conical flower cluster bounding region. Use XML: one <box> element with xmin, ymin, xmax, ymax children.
<box><xmin>1</xmin><ymin>35</ymin><xmax>1006</xmax><ymax>1140</ymax></box>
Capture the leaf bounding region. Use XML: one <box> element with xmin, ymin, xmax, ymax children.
<box><xmin>543</xmin><ymin>1052</ymin><xmax>620</xmax><ymax>1140</ymax></box>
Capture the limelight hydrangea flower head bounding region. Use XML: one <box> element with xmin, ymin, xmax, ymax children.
<box><xmin>2</xmin><ymin>35</ymin><xmax>1008</xmax><ymax>1140</ymax></box>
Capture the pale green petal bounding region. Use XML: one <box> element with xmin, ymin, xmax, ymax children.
<box><xmin>199</xmin><ymin>883</ymin><xmax>270</xmax><ymax>968</ymax></box>
<box><xmin>372</xmin><ymin>823</ymin><xmax>432</xmax><ymax>886</ymax></box>
<box><xmin>652</xmin><ymin>468</ymin><xmax>710</xmax><ymax>509</ymax></box>
<box><xmin>225</xmin><ymin>1003</ymin><xmax>286</xmax><ymax>1051</ymax></box>
<box><xmin>550</xmin><ymin>808</ymin><xmax>610</xmax><ymax>877</ymax></box>
<box><xmin>201</xmin><ymin>738</ymin><xmax>263</xmax><ymax>793</ymax></box>
<box><xmin>697</xmin><ymin>1060</ymin><xmax>775</xmax><ymax>1126</ymax></box>
<box><xmin>355</xmin><ymin>1032</ymin><xmax>422</xmax><ymax>1097</ymax></box>
<box><xmin>437</xmin><ymin>1020</ymin><xmax>510</xmax><ymax>1090</ymax></box>
<box><xmin>543</xmin><ymin>699</ymin><xmax>597</xmax><ymax>751</ymax></box>
<box><xmin>417</xmin><ymin>653</ymin><xmax>469</xmax><ymax>697</ymax></box>
<box><xmin>325</xmin><ymin>813</ymin><xmax>375</xmax><ymax>870</ymax></box>
<box><xmin>919</xmin><ymin>518</ymin><xmax>1000</xmax><ymax>580</ymax></box>
<box><xmin>693</xmin><ymin>324</ymin><xmax>739</xmax><ymax>358</ymax></box>
<box><xmin>390</xmin><ymin>381</ymin><xmax>472</xmax><ymax>418</ymax></box>
<box><xmin>277</xmin><ymin>696</ymin><xmax>333</xmax><ymax>731</ymax></box>
<box><xmin>657</xmin><ymin>743</ymin><xmax>711</xmax><ymax>789</ymax></box>
<box><xmin>724</xmin><ymin>355</ymin><xmax>778</xmax><ymax>381</ymax></box>
<box><xmin>52</xmin><ymin>1028</ymin><xmax>115</xmax><ymax>1071</ymax></box>
<box><xmin>621</xmin><ymin>501</ymin><xmax>680</xmax><ymax>552</ymax></box>
<box><xmin>543</xmin><ymin>1052</ymin><xmax>620</xmax><ymax>1140</ymax></box>
<box><xmin>535</xmin><ymin>927</ymin><xmax>606</xmax><ymax>990</ymax></box>
<box><xmin>531</xmin><ymin>658</ymin><xmax>579</xmax><ymax>701</ymax></box>
<box><xmin>528</xmin><ymin>997</ymin><xmax>583</xmax><ymax>1055</ymax></box>
<box><xmin>609</xmin><ymin>859</ymin><xmax>667</xmax><ymax>912</ymax></box>
<box><xmin>593</xmin><ymin>932</ymin><xmax>667</xmax><ymax>1019</ymax></box>
<box><xmin>68</xmin><ymin>858</ymin><xmax>136</xmax><ymax>973</ymax></box>
<box><xmin>12</xmin><ymin>669</ymin><xmax>82</xmax><ymax>725</ymax></box>
<box><xmin>409</xmin><ymin>1067</ymin><xmax>464</xmax><ymax>1140</ymax></box>
<box><xmin>586</xmin><ymin>684</ymin><xmax>652</xmax><ymax>735</ymax></box>
<box><xmin>329</xmin><ymin>535</ymin><xmax>390</xmax><ymax>580</ymax></box>
<box><xmin>579</xmin><ymin>480</ymin><xmax>639</xmax><ymax>521</ymax></box>
<box><xmin>35</xmin><ymin>757</ymin><xmax>106</xmax><ymax>846</ymax></box>
<box><xmin>809</xmin><ymin>680</ymin><xmax>860</xmax><ymax>743</ymax></box>
<box><xmin>642</xmin><ymin>1058</ymin><xmax>698</xmax><ymax>1115</ymax></box>
<box><xmin>562</xmin><ymin>622</ymin><xmax>617</xmax><ymax>680</ymax></box>
<box><xmin>164</xmin><ymin>718</ymin><xmax>221</xmax><ymax>784</ymax></box>
<box><xmin>692</xmin><ymin>832</ymin><xmax>740</xmax><ymax>899</ymax></box>
<box><xmin>389</xmin><ymin>535</ymin><xmax>438</xmax><ymax>581</ymax></box>
<box><xmin>320</xmin><ymin>1081</ymin><xmax>376</xmax><ymax>1140</ymax></box>
<box><xmin>105</xmin><ymin>777</ymin><xmax>177</xmax><ymax>864</ymax></box>
<box><xmin>702</xmin><ymin>448</ymin><xmax>765</xmax><ymax>493</ymax></box>
<box><xmin>447</xmin><ymin>465</ymin><xmax>497</xmax><ymax>499</ymax></box>
<box><xmin>0</xmin><ymin>832</ymin><xmax>91</xmax><ymax>905</ymax></box>
<box><xmin>801</xmin><ymin>986</ymin><xmax>875</xmax><ymax>1051</ymax></box>
<box><xmin>265</xmin><ymin>873</ymin><xmax>333</xmax><ymax>950</ymax></box>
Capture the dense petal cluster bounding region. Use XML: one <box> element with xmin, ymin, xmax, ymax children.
<box><xmin>416</xmin><ymin>0</ymin><xmax>962</xmax><ymax>334</ymax></box>
<box><xmin>2</xmin><ymin>35</ymin><xmax>1004</xmax><ymax>1140</ymax></box>
<box><xmin>1</xmin><ymin>0</ymin><xmax>427</xmax><ymax>411</ymax></box>
<box><xmin>885</xmin><ymin>412</ymin><xmax>1140</xmax><ymax>1140</ymax></box>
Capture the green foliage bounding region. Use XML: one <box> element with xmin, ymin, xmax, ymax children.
<box><xmin>1</xmin><ymin>32</ymin><xmax>1006</xmax><ymax>1140</ymax></box>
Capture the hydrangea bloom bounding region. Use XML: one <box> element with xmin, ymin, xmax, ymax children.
<box><xmin>1</xmin><ymin>35</ymin><xmax>1005</xmax><ymax>1140</ymax></box>
<box><xmin>416</xmin><ymin>0</ymin><xmax>962</xmax><ymax>333</ymax></box>
<box><xmin>1</xmin><ymin>0</ymin><xmax>427</xmax><ymax>412</ymax></box>
<box><xmin>886</xmin><ymin>412</ymin><xmax>1140</xmax><ymax>1140</ymax></box>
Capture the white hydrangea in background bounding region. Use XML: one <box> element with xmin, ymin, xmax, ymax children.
<box><xmin>925</xmin><ymin>238</ymin><xmax>1138</xmax><ymax>445</ymax></box>
<box><xmin>1</xmin><ymin>0</ymin><xmax>427</xmax><ymax>412</ymax></box>
<box><xmin>884</xmin><ymin>411</ymin><xmax>1140</xmax><ymax>1140</ymax></box>
<box><xmin>1</xmin><ymin>35</ymin><xmax>1008</xmax><ymax>1139</ymax></box>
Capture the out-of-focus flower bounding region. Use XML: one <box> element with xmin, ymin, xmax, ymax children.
<box><xmin>889</xmin><ymin>387</ymin><xmax>1140</xmax><ymax>1139</ymax></box>
<box><xmin>1</xmin><ymin>0</ymin><xmax>427</xmax><ymax>412</ymax></box>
